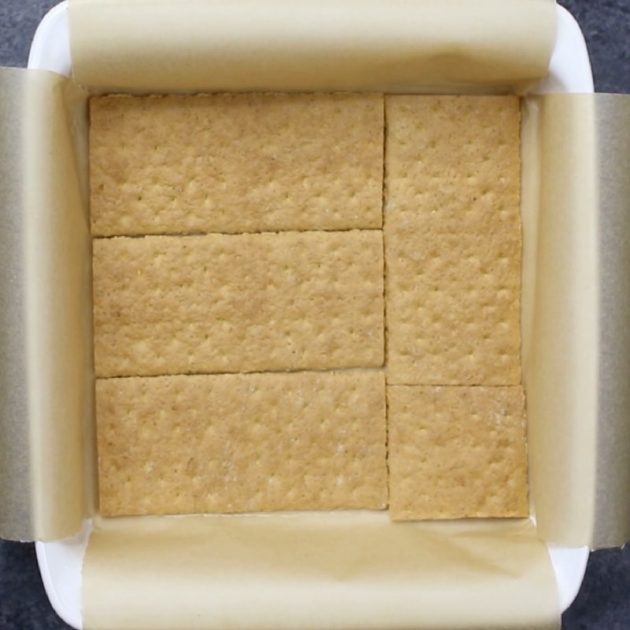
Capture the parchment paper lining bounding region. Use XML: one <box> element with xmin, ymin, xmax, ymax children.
<box><xmin>592</xmin><ymin>96</ymin><xmax>630</xmax><ymax>548</ymax></box>
<box><xmin>84</xmin><ymin>513</ymin><xmax>559</xmax><ymax>630</ymax></box>
<box><xmin>0</xmin><ymin>68</ymin><xmax>33</xmax><ymax>541</ymax></box>
<box><xmin>0</xmin><ymin>68</ymin><xmax>92</xmax><ymax>542</ymax></box>
<box><xmin>522</xmin><ymin>94</ymin><xmax>630</xmax><ymax>550</ymax></box>
<box><xmin>68</xmin><ymin>0</ymin><xmax>556</xmax><ymax>94</ymax></box>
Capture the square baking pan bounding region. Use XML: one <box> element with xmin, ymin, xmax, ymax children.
<box><xmin>0</xmin><ymin>0</ymin><xmax>626</xmax><ymax>628</ymax></box>
<box><xmin>25</xmin><ymin>3</ymin><xmax>595</xmax><ymax>628</ymax></box>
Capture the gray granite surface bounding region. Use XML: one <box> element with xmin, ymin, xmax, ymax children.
<box><xmin>0</xmin><ymin>0</ymin><xmax>628</xmax><ymax>628</ymax></box>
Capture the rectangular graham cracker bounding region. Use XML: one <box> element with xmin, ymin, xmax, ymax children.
<box><xmin>92</xmin><ymin>230</ymin><xmax>384</xmax><ymax>377</ymax></box>
<box><xmin>385</xmin><ymin>95</ymin><xmax>522</xmax><ymax>385</ymax></box>
<box><xmin>96</xmin><ymin>371</ymin><xmax>387</xmax><ymax>516</ymax></box>
<box><xmin>388</xmin><ymin>385</ymin><xmax>528</xmax><ymax>520</ymax></box>
<box><xmin>89</xmin><ymin>93</ymin><xmax>384</xmax><ymax>236</ymax></box>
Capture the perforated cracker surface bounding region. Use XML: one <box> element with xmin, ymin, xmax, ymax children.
<box><xmin>96</xmin><ymin>371</ymin><xmax>387</xmax><ymax>516</ymax></box>
<box><xmin>90</xmin><ymin>93</ymin><xmax>384</xmax><ymax>236</ymax></box>
<box><xmin>92</xmin><ymin>230</ymin><xmax>384</xmax><ymax>377</ymax></box>
<box><xmin>388</xmin><ymin>385</ymin><xmax>528</xmax><ymax>520</ymax></box>
<box><xmin>385</xmin><ymin>95</ymin><xmax>521</xmax><ymax>386</ymax></box>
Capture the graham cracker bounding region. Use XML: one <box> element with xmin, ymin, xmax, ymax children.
<box><xmin>388</xmin><ymin>385</ymin><xmax>528</xmax><ymax>520</ymax></box>
<box><xmin>89</xmin><ymin>93</ymin><xmax>384</xmax><ymax>236</ymax></box>
<box><xmin>385</xmin><ymin>95</ymin><xmax>522</xmax><ymax>385</ymax></box>
<box><xmin>92</xmin><ymin>230</ymin><xmax>384</xmax><ymax>377</ymax></box>
<box><xmin>96</xmin><ymin>371</ymin><xmax>387</xmax><ymax>516</ymax></box>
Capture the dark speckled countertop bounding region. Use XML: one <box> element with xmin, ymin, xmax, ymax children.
<box><xmin>0</xmin><ymin>1</ymin><xmax>628</xmax><ymax>628</ymax></box>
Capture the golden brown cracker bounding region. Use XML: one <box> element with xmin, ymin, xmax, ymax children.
<box><xmin>96</xmin><ymin>371</ymin><xmax>387</xmax><ymax>516</ymax></box>
<box><xmin>92</xmin><ymin>230</ymin><xmax>384</xmax><ymax>377</ymax></box>
<box><xmin>385</xmin><ymin>95</ymin><xmax>521</xmax><ymax>385</ymax></box>
<box><xmin>388</xmin><ymin>385</ymin><xmax>528</xmax><ymax>520</ymax></box>
<box><xmin>90</xmin><ymin>93</ymin><xmax>384</xmax><ymax>236</ymax></box>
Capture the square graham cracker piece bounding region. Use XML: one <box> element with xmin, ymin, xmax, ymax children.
<box><xmin>92</xmin><ymin>230</ymin><xmax>384</xmax><ymax>377</ymax></box>
<box><xmin>388</xmin><ymin>385</ymin><xmax>528</xmax><ymax>521</ymax></box>
<box><xmin>385</xmin><ymin>95</ymin><xmax>522</xmax><ymax>386</ymax></box>
<box><xmin>96</xmin><ymin>371</ymin><xmax>387</xmax><ymax>516</ymax></box>
<box><xmin>90</xmin><ymin>92</ymin><xmax>384</xmax><ymax>236</ymax></box>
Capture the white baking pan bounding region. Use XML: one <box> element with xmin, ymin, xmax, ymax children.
<box><xmin>28</xmin><ymin>2</ymin><xmax>593</xmax><ymax>627</ymax></box>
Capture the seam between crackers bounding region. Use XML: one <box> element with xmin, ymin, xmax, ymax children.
<box><xmin>92</xmin><ymin>227</ymin><xmax>384</xmax><ymax>239</ymax></box>
<box><xmin>387</xmin><ymin>383</ymin><xmax>524</xmax><ymax>388</ymax></box>
<box><xmin>95</xmin><ymin>366</ymin><xmax>387</xmax><ymax>380</ymax></box>
<box><xmin>381</xmin><ymin>96</ymin><xmax>391</xmax><ymax>509</ymax></box>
